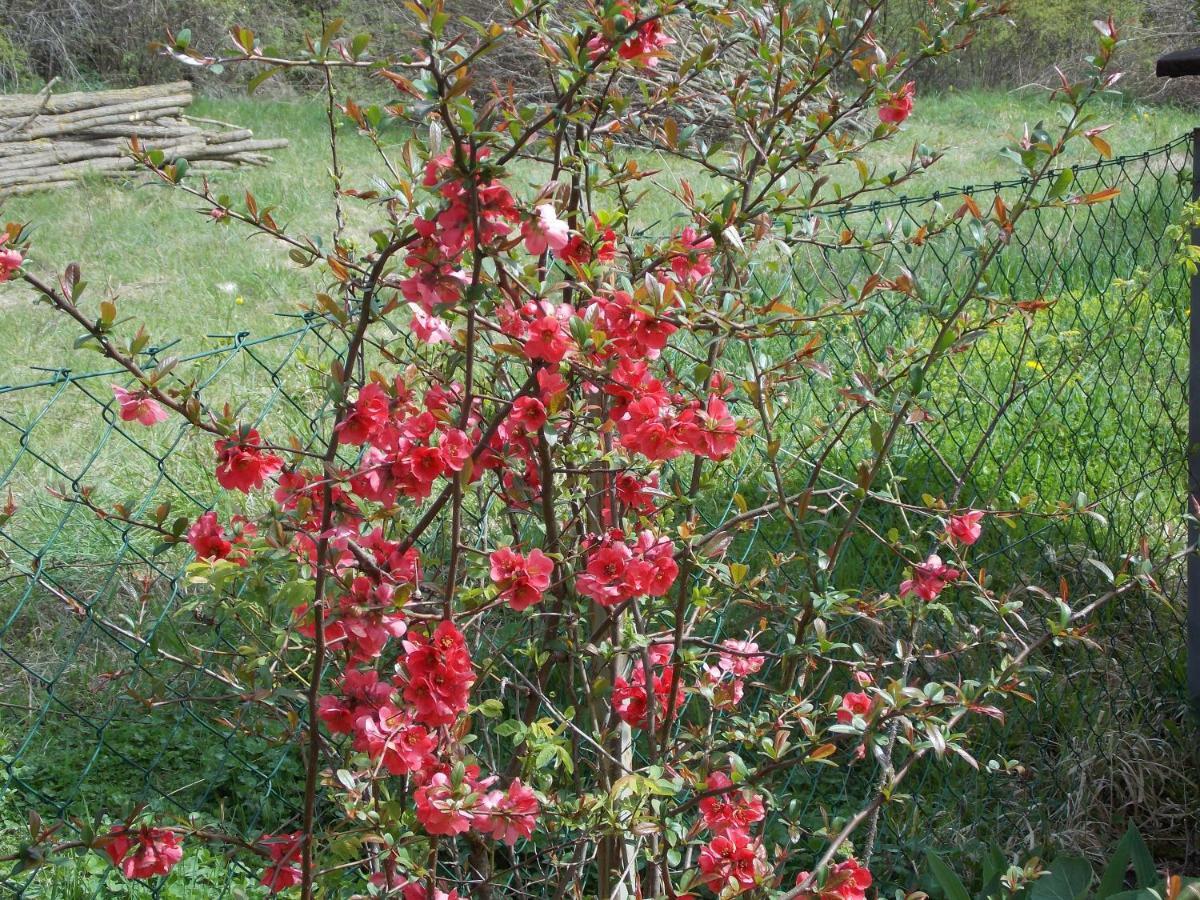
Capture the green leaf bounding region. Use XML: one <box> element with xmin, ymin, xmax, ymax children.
<box><xmin>1098</xmin><ymin>825</ymin><xmax>1145</xmax><ymax>898</ymax></box>
<box><xmin>1105</xmin><ymin>890</ymin><xmax>1159</xmax><ymax>900</ymax></box>
<box><xmin>1031</xmin><ymin>856</ymin><xmax>1092</xmax><ymax>900</ymax></box>
<box><xmin>980</xmin><ymin>844</ymin><xmax>1006</xmax><ymax>898</ymax></box>
<box><xmin>926</xmin><ymin>850</ymin><xmax>971</xmax><ymax>900</ymax></box>
<box><xmin>247</xmin><ymin>66</ymin><xmax>284</xmax><ymax>95</ymax></box>
<box><xmin>1125</xmin><ymin>825</ymin><xmax>1157</xmax><ymax>888</ymax></box>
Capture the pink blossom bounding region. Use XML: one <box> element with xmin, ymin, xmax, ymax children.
<box><xmin>476</xmin><ymin>778</ymin><xmax>540</xmax><ymax>845</ymax></box>
<box><xmin>668</xmin><ymin>226</ymin><xmax>714</xmax><ymax>285</ymax></box>
<box><xmin>947</xmin><ymin>509</ymin><xmax>985</xmax><ymax>546</ymax></box>
<box><xmin>718</xmin><ymin>638</ymin><xmax>764</xmax><ymax>677</ymax></box>
<box><xmin>899</xmin><ymin>553</ymin><xmax>960</xmax><ymax>602</ymax></box>
<box><xmin>414</xmin><ymin>771</ymin><xmax>478</xmax><ymax>836</ymax></box>
<box><xmin>412</xmin><ymin>308</ymin><xmax>454</xmax><ymax>344</ymax></box>
<box><xmin>0</xmin><ymin>235</ymin><xmax>22</xmax><ymax>282</ymax></box>
<box><xmin>111</xmin><ymin>385</ymin><xmax>168</xmax><ymax>427</ymax></box>
<box><xmin>703</xmin><ymin>665</ymin><xmax>745</xmax><ymax>711</ymax></box>
<box><xmin>522</xmin><ymin>203</ymin><xmax>571</xmax><ymax>256</ymax></box>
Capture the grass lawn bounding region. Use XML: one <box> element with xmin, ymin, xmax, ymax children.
<box><xmin>0</xmin><ymin>90</ymin><xmax>1195</xmax><ymax>388</ymax></box>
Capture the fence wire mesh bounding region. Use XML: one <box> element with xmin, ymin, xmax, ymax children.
<box><xmin>0</xmin><ymin>134</ymin><xmax>1198</xmax><ymax>897</ymax></box>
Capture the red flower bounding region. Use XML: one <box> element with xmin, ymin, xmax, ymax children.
<box><xmin>510</xmin><ymin>396</ymin><xmax>548</xmax><ymax>432</ymax></box>
<box><xmin>111</xmin><ymin>385</ymin><xmax>168</xmax><ymax>427</ymax></box>
<box><xmin>337</xmin><ymin>382</ymin><xmax>391</xmax><ymax>446</ymax></box>
<box><xmin>259</xmin><ymin>832</ymin><xmax>303</xmax><ymax>894</ymax></box>
<box><xmin>317</xmin><ymin>668</ymin><xmax>396</xmax><ymax>735</ymax></box>
<box><xmin>717</xmin><ymin>638</ymin><xmax>764</xmax><ymax>677</ymax></box>
<box><xmin>187</xmin><ymin>511</ymin><xmax>232</xmax><ymax>560</ymax></box>
<box><xmin>414</xmin><ymin>771</ymin><xmax>479</xmax><ymax>836</ymax></box>
<box><xmin>576</xmin><ymin>530</ymin><xmax>678</xmax><ymax>607</ymax></box>
<box><xmin>476</xmin><ymin>778</ymin><xmax>540</xmax><ymax>845</ymax></box>
<box><xmin>899</xmin><ymin>553</ymin><xmax>960</xmax><ymax>602</ymax></box>
<box><xmin>795</xmin><ymin>857</ymin><xmax>873</xmax><ymax>900</ymax></box>
<box><xmin>837</xmin><ymin>691</ymin><xmax>873</xmax><ymax>724</ymax></box>
<box><xmin>668</xmin><ymin>226</ymin><xmax>714</xmax><ymax>285</ymax></box>
<box><xmin>524</xmin><ymin>306</ymin><xmax>575</xmax><ymax>363</ymax></box>
<box><xmin>947</xmin><ymin>509</ymin><xmax>985</xmax><ymax>546</ymax></box>
<box><xmin>489</xmin><ymin>546</ymin><xmax>554</xmax><ymax>611</ymax></box>
<box><xmin>617</xmin><ymin>17</ymin><xmax>674</xmax><ymax>67</ymax></box>
<box><xmin>103</xmin><ymin>827</ymin><xmax>183</xmax><ymax>880</ymax></box>
<box><xmin>698</xmin><ymin>829</ymin><xmax>767</xmax><ymax>892</ymax></box>
<box><xmin>401</xmin><ymin>620</ymin><xmax>476</xmax><ymax>727</ymax></box>
<box><xmin>698</xmin><ymin>772</ymin><xmax>765</xmax><ymax>837</ymax></box>
<box><xmin>558</xmin><ymin>217</ymin><xmax>617</xmax><ymax>266</ymax></box>
<box><xmin>186</xmin><ymin>511</ymin><xmax>256</xmax><ymax>564</ymax></box>
<box><xmin>354</xmin><ymin>704</ymin><xmax>436</xmax><ymax>775</ymax></box>
<box><xmin>879</xmin><ymin>81</ymin><xmax>915</xmax><ymax>125</ymax></box>
<box><xmin>612</xmin><ymin>656</ymin><xmax>674</xmax><ymax>728</ymax></box>
<box><xmin>214</xmin><ymin>429</ymin><xmax>282</xmax><ymax>493</ymax></box>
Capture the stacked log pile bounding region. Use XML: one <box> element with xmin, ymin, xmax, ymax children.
<box><xmin>0</xmin><ymin>81</ymin><xmax>288</xmax><ymax>196</ymax></box>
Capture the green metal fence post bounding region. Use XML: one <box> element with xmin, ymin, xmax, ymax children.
<box><xmin>1156</xmin><ymin>50</ymin><xmax>1200</xmax><ymax>707</ymax></box>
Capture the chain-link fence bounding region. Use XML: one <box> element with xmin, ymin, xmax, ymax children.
<box><xmin>1</xmin><ymin>135</ymin><xmax>1198</xmax><ymax>897</ymax></box>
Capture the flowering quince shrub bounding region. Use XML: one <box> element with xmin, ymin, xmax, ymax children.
<box><xmin>4</xmin><ymin>4</ymin><xmax>1158</xmax><ymax>898</ymax></box>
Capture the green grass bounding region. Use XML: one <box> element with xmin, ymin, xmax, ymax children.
<box><xmin>0</xmin><ymin>91</ymin><xmax>1195</xmax><ymax>387</ymax></box>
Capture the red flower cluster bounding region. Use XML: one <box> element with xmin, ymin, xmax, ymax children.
<box><xmin>400</xmin><ymin>145</ymin><xmax>518</xmax><ymax>316</ymax></box>
<box><xmin>186</xmin><ymin>511</ymin><xmax>255</xmax><ymax>564</ymax></box>
<box><xmin>606</xmin><ymin>360</ymin><xmax>739</xmax><ymax>462</ymax></box>
<box><xmin>102</xmin><ymin>827</ymin><xmax>183</xmax><ymax>880</ymax></box>
<box><xmin>587</xmin><ymin>3</ymin><xmax>675</xmax><ymax>68</ymax></box>
<box><xmin>342</xmin><ymin>382</ymin><xmax>472</xmax><ymax>506</ymax></box>
<box><xmin>699</xmin><ymin>772</ymin><xmax>765</xmax><ymax>836</ymax></box>
<box><xmin>703</xmin><ymin>636</ymin><xmax>764</xmax><ymax>711</ymax></box>
<box><xmin>558</xmin><ymin>215</ymin><xmax>617</xmax><ymax>267</ymax></box>
<box><xmin>795</xmin><ymin>858</ymin><xmax>873</xmax><ymax>900</ymax></box>
<box><xmin>612</xmin><ymin>643</ymin><xmax>675</xmax><ymax>728</ymax></box>
<box><xmin>499</xmin><ymin>300</ymin><xmax>577</xmax><ymax>364</ymax></box>
<box><xmin>667</xmin><ymin>226</ymin><xmax>715</xmax><ymax>285</ymax></box>
<box><xmin>489</xmin><ymin>546</ymin><xmax>554</xmax><ymax>611</ymax></box>
<box><xmin>587</xmin><ymin>289</ymin><xmax>677</xmax><ymax>360</ymax></box>
<box><xmin>400</xmin><ymin>620</ymin><xmax>476</xmax><ymax>727</ymax></box>
<box><xmin>697</xmin><ymin>772</ymin><xmax>769</xmax><ymax>893</ymax></box>
<box><xmin>575</xmin><ymin>529</ymin><xmax>678</xmax><ymax>607</ymax></box>
<box><xmin>319</xmin><ymin>669</ymin><xmax>437</xmax><ymax>776</ymax></box>
<box><xmin>259</xmin><ymin>832</ymin><xmax>303</xmax><ymax>894</ymax></box>
<box><xmin>899</xmin><ymin>553</ymin><xmax>960</xmax><ymax>602</ymax></box>
<box><xmin>214</xmin><ymin>428</ymin><xmax>283</xmax><ymax>493</ymax></box>
<box><xmin>413</xmin><ymin>767</ymin><xmax>540</xmax><ymax>845</ymax></box>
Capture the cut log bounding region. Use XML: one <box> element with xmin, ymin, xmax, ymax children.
<box><xmin>0</xmin><ymin>82</ymin><xmax>192</xmax><ymax>118</ymax></box>
<box><xmin>0</xmin><ymin>81</ymin><xmax>287</xmax><ymax>196</ymax></box>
